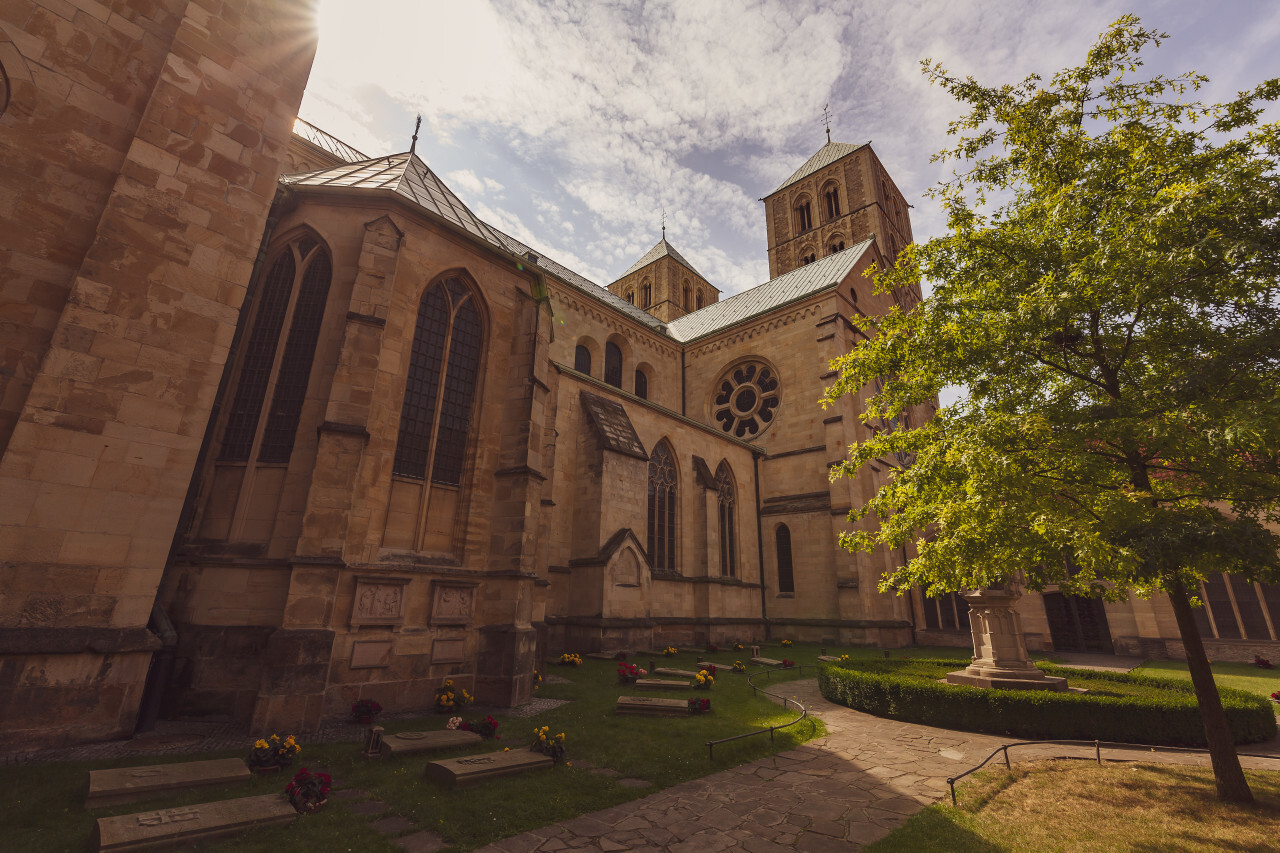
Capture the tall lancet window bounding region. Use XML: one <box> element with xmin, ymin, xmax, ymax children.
<box><xmin>716</xmin><ymin>461</ymin><xmax>737</xmax><ymax>578</ymax></box>
<box><xmin>394</xmin><ymin>275</ymin><xmax>483</xmax><ymax>484</ymax></box>
<box><xmin>775</xmin><ymin>523</ymin><xmax>794</xmax><ymax>594</ymax></box>
<box><xmin>647</xmin><ymin>441</ymin><xmax>677</xmax><ymax>573</ymax></box>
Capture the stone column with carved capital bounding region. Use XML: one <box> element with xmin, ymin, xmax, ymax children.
<box><xmin>946</xmin><ymin>586</ymin><xmax>1068</xmax><ymax>692</ymax></box>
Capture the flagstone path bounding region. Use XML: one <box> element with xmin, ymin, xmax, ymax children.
<box><xmin>468</xmin><ymin>678</ymin><xmax>1280</xmax><ymax>852</ymax></box>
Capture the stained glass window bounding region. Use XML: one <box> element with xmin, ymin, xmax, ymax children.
<box><xmin>716</xmin><ymin>462</ymin><xmax>736</xmax><ymax>578</ymax></box>
<box><xmin>604</xmin><ymin>342</ymin><xmax>622</xmax><ymax>388</ymax></box>
<box><xmin>776</xmin><ymin>523</ymin><xmax>794</xmax><ymax>594</ymax></box>
<box><xmin>647</xmin><ymin>442</ymin><xmax>677</xmax><ymax>573</ymax></box>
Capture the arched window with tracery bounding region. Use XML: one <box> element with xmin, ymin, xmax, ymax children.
<box><xmin>823</xmin><ymin>183</ymin><xmax>841</xmax><ymax>220</ymax></box>
<box><xmin>604</xmin><ymin>342</ymin><xmax>622</xmax><ymax>388</ymax></box>
<box><xmin>574</xmin><ymin>344</ymin><xmax>592</xmax><ymax>374</ymax></box>
<box><xmin>202</xmin><ymin>232</ymin><xmax>333</xmax><ymax>543</ymax></box>
<box><xmin>716</xmin><ymin>461</ymin><xmax>737</xmax><ymax>577</ymax></box>
<box><xmin>647</xmin><ymin>441</ymin><xmax>677</xmax><ymax>573</ymax></box>
<box><xmin>220</xmin><ymin>235</ymin><xmax>332</xmax><ymax>465</ymax></box>
<box><xmin>775</xmin><ymin>523</ymin><xmax>794</xmax><ymax>594</ymax></box>
<box><xmin>625</xmin><ymin>291</ymin><xmax>634</xmax><ymax>304</ymax></box>
<box><xmin>393</xmin><ymin>276</ymin><xmax>483</xmax><ymax>483</ymax></box>
<box><xmin>795</xmin><ymin>198</ymin><xmax>813</xmax><ymax>233</ymax></box>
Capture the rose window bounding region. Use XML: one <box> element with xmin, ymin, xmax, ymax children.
<box><xmin>713</xmin><ymin>362</ymin><xmax>779</xmax><ymax>438</ymax></box>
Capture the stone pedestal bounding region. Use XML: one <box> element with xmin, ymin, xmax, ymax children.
<box><xmin>946</xmin><ymin>587</ymin><xmax>1068</xmax><ymax>692</ymax></box>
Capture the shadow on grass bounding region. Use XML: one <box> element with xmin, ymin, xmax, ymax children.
<box><xmin>864</xmin><ymin>805</ymin><xmax>1007</xmax><ymax>853</ymax></box>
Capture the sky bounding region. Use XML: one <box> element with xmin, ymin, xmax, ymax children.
<box><xmin>299</xmin><ymin>0</ymin><xmax>1280</xmax><ymax>301</ymax></box>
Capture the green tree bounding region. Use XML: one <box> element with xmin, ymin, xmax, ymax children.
<box><xmin>825</xmin><ymin>17</ymin><xmax>1280</xmax><ymax>803</ymax></box>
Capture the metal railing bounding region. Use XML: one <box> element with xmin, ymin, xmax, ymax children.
<box><xmin>705</xmin><ymin>663</ymin><xmax>814</xmax><ymax>760</ymax></box>
<box><xmin>945</xmin><ymin>739</ymin><xmax>1280</xmax><ymax>805</ymax></box>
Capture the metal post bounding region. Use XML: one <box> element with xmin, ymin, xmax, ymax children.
<box><xmin>1003</xmin><ymin>746</ymin><xmax>1010</xmax><ymax>769</ymax></box>
<box><xmin>948</xmin><ymin>778</ymin><xmax>957</xmax><ymax>806</ymax></box>
<box><xmin>1095</xmin><ymin>740</ymin><xmax>1101</xmax><ymax>765</ymax></box>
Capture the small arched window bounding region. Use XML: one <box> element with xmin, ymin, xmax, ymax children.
<box><xmin>634</xmin><ymin>369</ymin><xmax>648</xmax><ymax>400</ymax></box>
<box><xmin>220</xmin><ymin>235</ymin><xmax>332</xmax><ymax>464</ymax></box>
<box><xmin>393</xmin><ymin>275</ymin><xmax>483</xmax><ymax>486</ymax></box>
<box><xmin>604</xmin><ymin>342</ymin><xmax>622</xmax><ymax>388</ymax></box>
<box><xmin>824</xmin><ymin>185</ymin><xmax>841</xmax><ymax>220</ymax></box>
<box><xmin>574</xmin><ymin>344</ymin><xmax>592</xmax><ymax>374</ymax></box>
<box><xmin>776</xmin><ymin>523</ymin><xmax>794</xmax><ymax>594</ymax></box>
<box><xmin>802</xmin><ymin>252</ymin><xmax>816</xmax><ymax>265</ymax></box>
<box><xmin>683</xmin><ymin>283</ymin><xmax>691</xmax><ymax>310</ymax></box>
<box><xmin>648</xmin><ymin>442</ymin><xmax>677</xmax><ymax>573</ymax></box>
<box><xmin>642</xmin><ymin>282</ymin><xmax>652</xmax><ymax>308</ymax></box>
<box><xmin>828</xmin><ymin>241</ymin><xmax>845</xmax><ymax>255</ymax></box>
<box><xmin>625</xmin><ymin>291</ymin><xmax>634</xmax><ymax>304</ymax></box>
<box><xmin>696</xmin><ymin>291</ymin><xmax>704</xmax><ymax>310</ymax></box>
<box><xmin>795</xmin><ymin>200</ymin><xmax>813</xmax><ymax>232</ymax></box>
<box><xmin>716</xmin><ymin>461</ymin><xmax>737</xmax><ymax>578</ymax></box>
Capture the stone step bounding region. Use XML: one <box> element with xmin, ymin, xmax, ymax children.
<box><xmin>615</xmin><ymin>696</ymin><xmax>689</xmax><ymax>717</ymax></box>
<box><xmin>634</xmin><ymin>678</ymin><xmax>690</xmax><ymax>690</ymax></box>
<box><xmin>424</xmin><ymin>748</ymin><xmax>553</xmax><ymax>787</ymax></box>
<box><xmin>92</xmin><ymin>793</ymin><xmax>295</xmax><ymax>851</ymax></box>
<box><xmin>86</xmin><ymin>758</ymin><xmax>251</xmax><ymax>808</ymax></box>
<box><xmin>380</xmin><ymin>729</ymin><xmax>483</xmax><ymax>756</ymax></box>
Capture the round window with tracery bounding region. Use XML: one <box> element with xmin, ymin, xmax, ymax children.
<box><xmin>712</xmin><ymin>361</ymin><xmax>780</xmax><ymax>438</ymax></box>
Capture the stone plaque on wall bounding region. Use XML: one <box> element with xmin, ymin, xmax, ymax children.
<box><xmin>431</xmin><ymin>638</ymin><xmax>466</xmax><ymax>663</ymax></box>
<box><xmin>350</xmin><ymin>575</ymin><xmax>411</xmax><ymax>628</ymax></box>
<box><xmin>350</xmin><ymin>640</ymin><xmax>393</xmax><ymax>669</ymax></box>
<box><xmin>430</xmin><ymin>582</ymin><xmax>477</xmax><ymax>626</ymax></box>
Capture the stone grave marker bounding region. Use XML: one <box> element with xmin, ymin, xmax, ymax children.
<box><xmin>635</xmin><ymin>678</ymin><xmax>690</xmax><ymax>690</ymax></box>
<box><xmin>653</xmin><ymin>667</ymin><xmax>700</xmax><ymax>678</ymax></box>
<box><xmin>92</xmin><ymin>793</ymin><xmax>295</xmax><ymax>851</ymax></box>
<box><xmin>86</xmin><ymin>758</ymin><xmax>250</xmax><ymax>808</ymax></box>
<box><xmin>751</xmin><ymin>657</ymin><xmax>783</xmax><ymax>666</ymax></box>
<box><xmin>381</xmin><ymin>729</ymin><xmax>482</xmax><ymax>756</ymax></box>
<box><xmin>817</xmin><ymin>655</ymin><xmax>841</xmax><ymax>662</ymax></box>
<box><xmin>616</xmin><ymin>696</ymin><xmax>689</xmax><ymax>717</ymax></box>
<box><xmin>424</xmin><ymin>748</ymin><xmax>553</xmax><ymax>787</ymax></box>
<box><xmin>585</xmin><ymin>650</ymin><xmax>627</xmax><ymax>660</ymax></box>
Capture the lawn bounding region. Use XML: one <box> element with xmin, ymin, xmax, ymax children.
<box><xmin>3</xmin><ymin>643</ymin><xmax>839</xmax><ymax>853</ymax></box>
<box><xmin>866</xmin><ymin>760</ymin><xmax>1280</xmax><ymax>852</ymax></box>
<box><xmin>1135</xmin><ymin>659</ymin><xmax>1280</xmax><ymax>701</ymax></box>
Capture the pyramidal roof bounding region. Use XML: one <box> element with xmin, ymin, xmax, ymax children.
<box><xmin>281</xmin><ymin>152</ymin><xmax>502</xmax><ymax>246</ymax></box>
<box><xmin>770</xmin><ymin>140</ymin><xmax>868</xmax><ymax>196</ymax></box>
<box><xmin>616</xmin><ymin>236</ymin><xmax>708</xmax><ymax>283</ymax></box>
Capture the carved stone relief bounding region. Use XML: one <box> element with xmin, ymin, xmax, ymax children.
<box><xmin>350</xmin><ymin>575</ymin><xmax>411</xmax><ymax>628</ymax></box>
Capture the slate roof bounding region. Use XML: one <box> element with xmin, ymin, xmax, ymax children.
<box><xmin>770</xmin><ymin>140</ymin><xmax>868</xmax><ymax>196</ymax></box>
<box><xmin>617</xmin><ymin>237</ymin><xmax>711</xmax><ymax>285</ymax></box>
<box><xmin>292</xmin><ymin>118</ymin><xmax>368</xmax><ymax>163</ymax></box>
<box><xmin>665</xmin><ymin>237</ymin><xmax>873</xmax><ymax>343</ymax></box>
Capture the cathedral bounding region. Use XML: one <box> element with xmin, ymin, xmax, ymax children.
<box><xmin>3</xmin><ymin>1</ymin><xmax>1277</xmax><ymax>751</ymax></box>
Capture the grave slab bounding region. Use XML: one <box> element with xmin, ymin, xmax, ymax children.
<box><xmin>86</xmin><ymin>758</ymin><xmax>251</xmax><ymax>808</ymax></box>
<box><xmin>751</xmin><ymin>657</ymin><xmax>783</xmax><ymax>666</ymax></box>
<box><xmin>635</xmin><ymin>678</ymin><xmax>690</xmax><ymax>690</ymax></box>
<box><xmin>653</xmin><ymin>668</ymin><xmax>700</xmax><ymax>678</ymax></box>
<box><xmin>424</xmin><ymin>749</ymin><xmax>553</xmax><ymax>787</ymax></box>
<box><xmin>380</xmin><ymin>729</ymin><xmax>483</xmax><ymax>756</ymax></box>
<box><xmin>615</xmin><ymin>696</ymin><xmax>689</xmax><ymax>717</ymax></box>
<box><xmin>817</xmin><ymin>656</ymin><xmax>841</xmax><ymax>662</ymax></box>
<box><xmin>585</xmin><ymin>650</ymin><xmax>627</xmax><ymax>660</ymax></box>
<box><xmin>92</xmin><ymin>793</ymin><xmax>295</xmax><ymax>851</ymax></box>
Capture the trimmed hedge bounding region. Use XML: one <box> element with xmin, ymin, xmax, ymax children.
<box><xmin>817</xmin><ymin>659</ymin><xmax>1277</xmax><ymax>747</ymax></box>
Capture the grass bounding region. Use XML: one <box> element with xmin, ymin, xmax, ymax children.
<box><xmin>866</xmin><ymin>760</ymin><xmax>1280</xmax><ymax>852</ymax></box>
<box><xmin>1135</xmin><ymin>659</ymin><xmax>1280</xmax><ymax>701</ymax></box>
<box><xmin>2</xmin><ymin>643</ymin><xmax>844</xmax><ymax>853</ymax></box>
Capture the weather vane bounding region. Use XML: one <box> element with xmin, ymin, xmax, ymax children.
<box><xmin>661</xmin><ymin>207</ymin><xmax>666</xmax><ymax>238</ymax></box>
<box><xmin>822</xmin><ymin>103</ymin><xmax>833</xmax><ymax>143</ymax></box>
<box><xmin>409</xmin><ymin>114</ymin><xmax>422</xmax><ymax>155</ymax></box>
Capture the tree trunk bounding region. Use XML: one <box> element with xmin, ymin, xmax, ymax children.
<box><xmin>1167</xmin><ymin>580</ymin><xmax>1254</xmax><ymax>803</ymax></box>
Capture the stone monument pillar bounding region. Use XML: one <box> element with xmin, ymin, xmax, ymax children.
<box><xmin>946</xmin><ymin>586</ymin><xmax>1068</xmax><ymax>692</ymax></box>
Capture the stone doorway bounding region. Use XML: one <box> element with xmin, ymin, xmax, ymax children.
<box><xmin>1043</xmin><ymin>592</ymin><xmax>1113</xmax><ymax>652</ymax></box>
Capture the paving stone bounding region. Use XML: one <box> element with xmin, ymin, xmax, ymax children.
<box><xmin>797</xmin><ymin>830</ymin><xmax>857</xmax><ymax>852</ymax></box>
<box><xmin>349</xmin><ymin>800</ymin><xmax>389</xmax><ymax>815</ymax></box>
<box><xmin>372</xmin><ymin>815</ymin><xmax>418</xmax><ymax>834</ymax></box>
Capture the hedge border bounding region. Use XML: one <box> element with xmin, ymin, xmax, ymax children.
<box><xmin>817</xmin><ymin>659</ymin><xmax>1276</xmax><ymax>746</ymax></box>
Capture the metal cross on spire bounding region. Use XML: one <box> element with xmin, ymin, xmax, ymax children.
<box><xmin>409</xmin><ymin>114</ymin><xmax>422</xmax><ymax>155</ymax></box>
<box><xmin>661</xmin><ymin>207</ymin><xmax>666</xmax><ymax>239</ymax></box>
<box><xmin>822</xmin><ymin>103</ymin><xmax>833</xmax><ymax>143</ymax></box>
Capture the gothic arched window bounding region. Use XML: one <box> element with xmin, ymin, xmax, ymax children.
<box><xmin>823</xmin><ymin>183</ymin><xmax>841</xmax><ymax>220</ymax></box>
<box><xmin>634</xmin><ymin>369</ymin><xmax>648</xmax><ymax>400</ymax></box>
<box><xmin>220</xmin><ymin>235</ymin><xmax>332</xmax><ymax>464</ymax></box>
<box><xmin>574</xmin><ymin>344</ymin><xmax>592</xmax><ymax>374</ymax></box>
<box><xmin>393</xmin><ymin>275</ymin><xmax>483</xmax><ymax>486</ymax></box>
<box><xmin>604</xmin><ymin>342</ymin><xmax>622</xmax><ymax>388</ymax></box>
<box><xmin>625</xmin><ymin>291</ymin><xmax>634</xmax><ymax>304</ymax></box>
<box><xmin>716</xmin><ymin>461</ymin><xmax>737</xmax><ymax>578</ymax></box>
<box><xmin>647</xmin><ymin>442</ymin><xmax>677</xmax><ymax>573</ymax></box>
<box><xmin>776</xmin><ymin>523</ymin><xmax>794</xmax><ymax>594</ymax></box>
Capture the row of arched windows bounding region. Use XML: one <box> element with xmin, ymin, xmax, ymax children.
<box><xmin>647</xmin><ymin>442</ymin><xmax>738</xmax><ymax>577</ymax></box>
<box><xmin>793</xmin><ymin>180</ymin><xmax>844</xmax><ymax>237</ymax></box>
<box><xmin>573</xmin><ymin>340</ymin><xmax>648</xmax><ymax>400</ymax></box>
<box><xmin>624</xmin><ymin>281</ymin><xmax>706</xmax><ymax>312</ymax></box>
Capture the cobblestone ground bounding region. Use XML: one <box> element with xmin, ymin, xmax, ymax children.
<box><xmin>471</xmin><ymin>678</ymin><xmax>1280</xmax><ymax>853</ymax></box>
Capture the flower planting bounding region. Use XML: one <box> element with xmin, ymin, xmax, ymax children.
<box><xmin>434</xmin><ymin>679</ymin><xmax>473</xmax><ymax>713</ymax></box>
<box><xmin>688</xmin><ymin>697</ymin><xmax>711</xmax><ymax>713</ymax></box>
<box><xmin>732</xmin><ymin>660</ymin><xmax>747</xmax><ymax>673</ymax></box>
<box><xmin>351</xmin><ymin>698</ymin><xmax>382</xmax><ymax>722</ymax></box>
<box><xmin>285</xmin><ymin>767</ymin><xmax>331</xmax><ymax>814</ymax></box>
<box><xmin>559</xmin><ymin>652</ymin><xmax>583</xmax><ymax>666</ymax></box>
<box><xmin>661</xmin><ymin>646</ymin><xmax>678</xmax><ymax>657</ymax></box>
<box><xmin>248</xmin><ymin>734</ymin><xmax>300</xmax><ymax>770</ymax></box>
<box><xmin>618</xmin><ymin>662</ymin><xmax>646</xmax><ymax>683</ymax></box>
<box><xmin>530</xmin><ymin>725</ymin><xmax>567</xmax><ymax>763</ymax></box>
<box><xmin>694</xmin><ymin>668</ymin><xmax>715</xmax><ymax>690</ymax></box>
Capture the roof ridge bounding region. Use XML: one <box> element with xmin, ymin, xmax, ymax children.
<box><xmin>616</xmin><ymin>235</ymin><xmax>707</xmax><ymax>282</ymax></box>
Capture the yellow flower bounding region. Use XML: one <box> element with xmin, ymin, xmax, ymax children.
<box><xmin>504</xmin><ymin>747</ymin><xmax>510</xmax><ymax>751</ymax></box>
<box><xmin>556</xmin><ymin>733</ymin><xmax>565</xmax><ymax>741</ymax></box>
<box><xmin>255</xmin><ymin>739</ymin><xmax>268</xmax><ymax>749</ymax></box>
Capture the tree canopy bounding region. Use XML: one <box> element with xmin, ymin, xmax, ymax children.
<box><xmin>825</xmin><ymin>17</ymin><xmax>1280</xmax><ymax>802</ymax></box>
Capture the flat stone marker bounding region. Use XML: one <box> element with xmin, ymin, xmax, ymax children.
<box><xmin>92</xmin><ymin>793</ymin><xmax>295</xmax><ymax>851</ymax></box>
<box><xmin>86</xmin><ymin>758</ymin><xmax>250</xmax><ymax>808</ymax></box>
<box><xmin>616</xmin><ymin>696</ymin><xmax>689</xmax><ymax>717</ymax></box>
<box><xmin>380</xmin><ymin>729</ymin><xmax>482</xmax><ymax>757</ymax></box>
<box><xmin>585</xmin><ymin>650</ymin><xmax>626</xmax><ymax>660</ymax></box>
<box><xmin>695</xmin><ymin>661</ymin><xmax>716</xmax><ymax>670</ymax></box>
<box><xmin>817</xmin><ymin>655</ymin><xmax>841</xmax><ymax>662</ymax></box>
<box><xmin>424</xmin><ymin>748</ymin><xmax>552</xmax><ymax>787</ymax></box>
<box><xmin>653</xmin><ymin>667</ymin><xmax>700</xmax><ymax>678</ymax></box>
<box><xmin>635</xmin><ymin>678</ymin><xmax>690</xmax><ymax>690</ymax></box>
<box><xmin>751</xmin><ymin>657</ymin><xmax>783</xmax><ymax>666</ymax></box>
